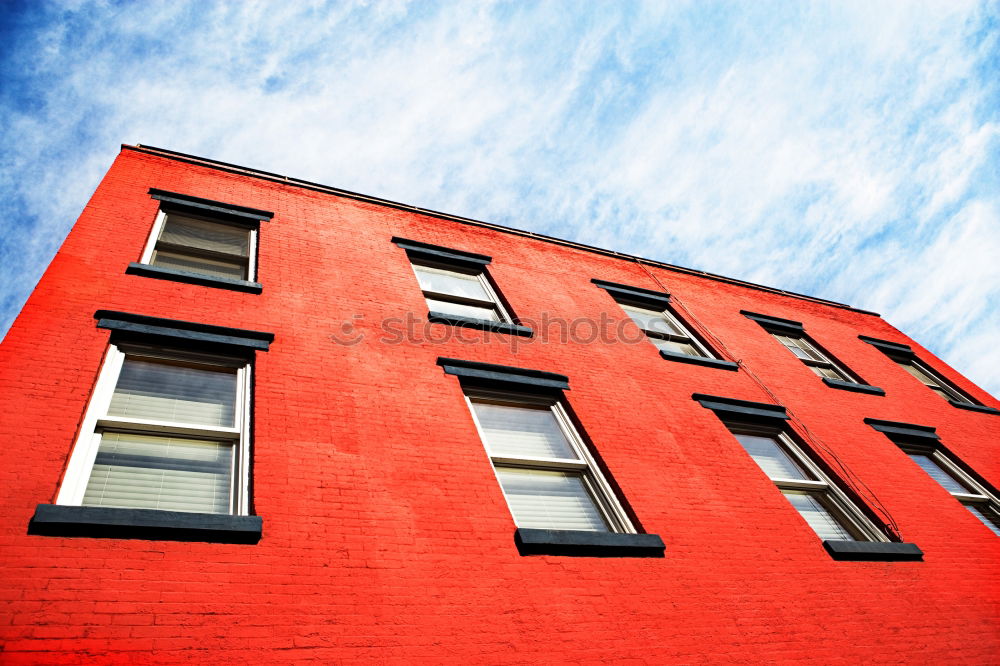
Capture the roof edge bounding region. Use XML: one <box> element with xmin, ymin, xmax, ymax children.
<box><xmin>122</xmin><ymin>143</ymin><xmax>880</xmax><ymax>316</ymax></box>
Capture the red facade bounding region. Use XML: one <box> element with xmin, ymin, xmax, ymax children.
<box><xmin>1</xmin><ymin>145</ymin><xmax>997</xmax><ymax>663</ymax></box>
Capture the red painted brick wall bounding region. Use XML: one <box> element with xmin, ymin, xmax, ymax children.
<box><xmin>0</xmin><ymin>146</ymin><xmax>997</xmax><ymax>663</ymax></box>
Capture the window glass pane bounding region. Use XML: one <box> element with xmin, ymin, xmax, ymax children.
<box><xmin>82</xmin><ymin>432</ymin><xmax>233</xmax><ymax>514</ymax></box>
<box><xmin>965</xmin><ymin>504</ymin><xmax>1000</xmax><ymax>537</ymax></box>
<box><xmin>907</xmin><ymin>454</ymin><xmax>972</xmax><ymax>495</ymax></box>
<box><xmin>809</xmin><ymin>365</ymin><xmax>846</xmax><ymax>380</ymax></box>
<box><xmin>899</xmin><ymin>362</ymin><xmax>938</xmax><ymax>387</ymax></box>
<box><xmin>150</xmin><ymin>250</ymin><xmax>247</xmax><ymax>280</ymax></box>
<box><xmin>472</xmin><ymin>403</ymin><xmax>577</xmax><ymax>460</ymax></box>
<box><xmin>930</xmin><ymin>387</ymin><xmax>956</xmax><ymax>401</ymax></box>
<box><xmin>414</xmin><ymin>266</ymin><xmax>491</xmax><ymax>301</ymax></box>
<box><xmin>734</xmin><ymin>434</ymin><xmax>811</xmax><ymax>481</ymax></box>
<box><xmin>108</xmin><ymin>358</ymin><xmax>238</xmax><ymax>427</ymax></box>
<box><xmin>651</xmin><ymin>337</ymin><xmax>702</xmax><ymax>357</ymax></box>
<box><xmin>782</xmin><ymin>491</ymin><xmax>856</xmax><ymax>541</ymax></box>
<box><xmin>621</xmin><ymin>305</ymin><xmax>683</xmax><ymax>336</ymax></box>
<box><xmin>495</xmin><ymin>467</ymin><xmax>608</xmax><ymax>531</ymax></box>
<box><xmin>159</xmin><ymin>214</ymin><xmax>249</xmax><ymax>257</ymax></box>
<box><xmin>776</xmin><ymin>335</ymin><xmax>819</xmax><ymax>361</ymax></box>
<box><xmin>425</xmin><ymin>297</ymin><xmax>500</xmax><ymax>322</ymax></box>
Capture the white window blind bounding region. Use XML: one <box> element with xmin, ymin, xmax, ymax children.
<box><xmin>782</xmin><ymin>491</ymin><xmax>855</xmax><ymax>541</ymax></box>
<box><xmin>107</xmin><ymin>358</ymin><xmax>237</xmax><ymax>427</ymax></box>
<box><xmin>907</xmin><ymin>454</ymin><xmax>970</xmax><ymax>495</ymax></box>
<box><xmin>495</xmin><ymin>468</ymin><xmax>608</xmax><ymax>531</ymax></box>
<box><xmin>474</xmin><ymin>403</ymin><xmax>577</xmax><ymax>460</ymax></box>
<box><xmin>734</xmin><ymin>434</ymin><xmax>811</xmax><ymax>481</ymax></box>
<box><xmin>82</xmin><ymin>432</ymin><xmax>233</xmax><ymax>514</ymax></box>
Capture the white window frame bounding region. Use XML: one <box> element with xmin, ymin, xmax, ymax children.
<box><xmin>56</xmin><ymin>344</ymin><xmax>252</xmax><ymax>515</ymax></box>
<box><xmin>770</xmin><ymin>332</ymin><xmax>855</xmax><ymax>382</ymax></box>
<box><xmin>892</xmin><ymin>356</ymin><xmax>973</xmax><ymax>404</ymax></box>
<box><xmin>140</xmin><ymin>208</ymin><xmax>258</xmax><ymax>282</ymax></box>
<box><xmin>464</xmin><ymin>389</ymin><xmax>635</xmax><ymax>533</ymax></box>
<box><xmin>898</xmin><ymin>443</ymin><xmax>1000</xmax><ymax>535</ymax></box>
<box><xmin>410</xmin><ymin>259</ymin><xmax>512</xmax><ymax>323</ymax></box>
<box><xmin>726</xmin><ymin>422</ymin><xmax>888</xmax><ymax>542</ymax></box>
<box><xmin>617</xmin><ymin>299</ymin><xmax>716</xmax><ymax>359</ymax></box>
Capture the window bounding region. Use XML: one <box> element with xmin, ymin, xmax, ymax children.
<box><xmin>141</xmin><ymin>209</ymin><xmax>255</xmax><ymax>282</ymax></box>
<box><xmin>593</xmin><ymin>279</ymin><xmax>735</xmax><ymax>369</ymax></box>
<box><xmin>465</xmin><ymin>391</ymin><xmax>633</xmax><ymax>533</ymax></box>
<box><xmin>393</xmin><ymin>237</ymin><xmax>532</xmax><ymax>337</ymax></box>
<box><xmin>726</xmin><ymin>425</ymin><xmax>887</xmax><ymax>542</ymax></box>
<box><xmin>866</xmin><ymin>419</ymin><xmax>1000</xmax><ymax>537</ymax></box>
<box><xmin>619</xmin><ymin>302</ymin><xmax>714</xmax><ymax>359</ymax></box>
<box><xmin>770</xmin><ymin>333</ymin><xmax>853</xmax><ymax>381</ymax></box>
<box><xmin>412</xmin><ymin>262</ymin><xmax>511</xmax><ymax>323</ymax></box>
<box><xmin>742</xmin><ymin>311</ymin><xmax>884</xmax><ymax>393</ymax></box>
<box><xmin>858</xmin><ymin>336</ymin><xmax>996</xmax><ymax>411</ymax></box>
<box><xmin>895</xmin><ymin>358</ymin><xmax>971</xmax><ymax>404</ymax></box>
<box><xmin>904</xmin><ymin>450</ymin><xmax>1000</xmax><ymax>536</ymax></box>
<box><xmin>57</xmin><ymin>344</ymin><xmax>251</xmax><ymax>516</ymax></box>
<box><xmin>127</xmin><ymin>189</ymin><xmax>272</xmax><ymax>292</ymax></box>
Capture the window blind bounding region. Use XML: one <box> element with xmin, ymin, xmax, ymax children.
<box><xmin>107</xmin><ymin>358</ymin><xmax>237</xmax><ymax>427</ymax></box>
<box><xmin>473</xmin><ymin>403</ymin><xmax>577</xmax><ymax>460</ymax></box>
<box><xmin>782</xmin><ymin>491</ymin><xmax>855</xmax><ymax>541</ymax></box>
<box><xmin>160</xmin><ymin>215</ymin><xmax>249</xmax><ymax>257</ymax></box>
<box><xmin>495</xmin><ymin>468</ymin><xmax>608</xmax><ymax>532</ymax></box>
<box><xmin>734</xmin><ymin>434</ymin><xmax>810</xmax><ymax>481</ymax></box>
<box><xmin>907</xmin><ymin>454</ymin><xmax>970</xmax><ymax>494</ymax></box>
<box><xmin>82</xmin><ymin>432</ymin><xmax>233</xmax><ymax>514</ymax></box>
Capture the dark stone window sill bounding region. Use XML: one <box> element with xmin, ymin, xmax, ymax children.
<box><xmin>126</xmin><ymin>263</ymin><xmax>262</xmax><ymax>294</ymax></box>
<box><xmin>823</xmin><ymin>540</ymin><xmax>922</xmax><ymax>561</ymax></box>
<box><xmin>949</xmin><ymin>401</ymin><xmax>1000</xmax><ymax>415</ymax></box>
<box><xmin>822</xmin><ymin>378</ymin><xmax>885</xmax><ymax>395</ymax></box>
<box><xmin>514</xmin><ymin>528</ymin><xmax>665</xmax><ymax>557</ymax></box>
<box><xmin>428</xmin><ymin>312</ymin><xmax>533</xmax><ymax>337</ymax></box>
<box><xmin>659</xmin><ymin>350</ymin><xmax>738</xmax><ymax>371</ymax></box>
<box><xmin>28</xmin><ymin>504</ymin><xmax>262</xmax><ymax>544</ymax></box>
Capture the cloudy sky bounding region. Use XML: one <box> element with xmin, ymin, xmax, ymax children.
<box><xmin>1</xmin><ymin>1</ymin><xmax>997</xmax><ymax>396</ymax></box>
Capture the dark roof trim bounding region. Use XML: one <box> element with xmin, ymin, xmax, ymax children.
<box><xmin>863</xmin><ymin>418</ymin><xmax>939</xmax><ymax>441</ymax></box>
<box><xmin>859</xmin><ymin>335</ymin><xmax>914</xmax><ymax>358</ymax></box>
<box><xmin>741</xmin><ymin>310</ymin><xmax>805</xmax><ymax>335</ymax></box>
<box><xmin>437</xmin><ymin>357</ymin><xmax>569</xmax><ymax>391</ymax></box>
<box><xmin>95</xmin><ymin>310</ymin><xmax>274</xmax><ymax>351</ymax></box>
<box><xmin>591</xmin><ymin>279</ymin><xmax>671</xmax><ymax>308</ymax></box>
<box><xmin>126</xmin><ymin>144</ymin><xmax>880</xmax><ymax>316</ymax></box>
<box><xmin>149</xmin><ymin>188</ymin><xmax>273</xmax><ymax>224</ymax></box>
<box><xmin>392</xmin><ymin>236</ymin><xmax>491</xmax><ymax>268</ymax></box>
<box><xmin>692</xmin><ymin>393</ymin><xmax>789</xmax><ymax>421</ymax></box>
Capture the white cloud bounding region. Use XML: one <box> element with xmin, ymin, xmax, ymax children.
<box><xmin>0</xmin><ymin>0</ymin><xmax>996</xmax><ymax>397</ymax></box>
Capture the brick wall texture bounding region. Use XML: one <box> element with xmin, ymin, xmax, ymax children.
<box><xmin>0</xmin><ymin>146</ymin><xmax>997</xmax><ymax>664</ymax></box>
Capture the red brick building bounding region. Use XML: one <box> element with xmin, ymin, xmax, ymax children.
<box><xmin>1</xmin><ymin>144</ymin><xmax>997</xmax><ymax>663</ymax></box>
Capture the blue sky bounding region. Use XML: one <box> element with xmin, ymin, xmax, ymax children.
<box><xmin>1</xmin><ymin>0</ymin><xmax>997</xmax><ymax>396</ymax></box>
